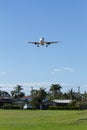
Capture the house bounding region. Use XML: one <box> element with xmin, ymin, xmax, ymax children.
<box><xmin>22</xmin><ymin>96</ymin><xmax>32</xmax><ymax>109</ymax></box>
<box><xmin>51</xmin><ymin>99</ymin><xmax>72</xmax><ymax>106</ymax></box>
<box><xmin>0</xmin><ymin>91</ymin><xmax>11</xmax><ymax>98</ymax></box>
<box><xmin>13</xmin><ymin>98</ymin><xmax>28</xmax><ymax>109</ymax></box>
<box><xmin>0</xmin><ymin>91</ymin><xmax>13</xmax><ymax>108</ymax></box>
<box><xmin>42</xmin><ymin>99</ymin><xmax>72</xmax><ymax>107</ymax></box>
<box><xmin>12</xmin><ymin>96</ymin><xmax>32</xmax><ymax>109</ymax></box>
<box><xmin>23</xmin><ymin>96</ymin><xmax>32</xmax><ymax>102</ymax></box>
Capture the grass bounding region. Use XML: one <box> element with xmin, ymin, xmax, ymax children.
<box><xmin>0</xmin><ymin>110</ymin><xmax>87</xmax><ymax>130</ymax></box>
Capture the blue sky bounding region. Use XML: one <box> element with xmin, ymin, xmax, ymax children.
<box><xmin>0</xmin><ymin>0</ymin><xmax>87</xmax><ymax>94</ymax></box>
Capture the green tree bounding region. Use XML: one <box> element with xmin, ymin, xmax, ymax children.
<box><xmin>67</xmin><ymin>88</ymin><xmax>76</xmax><ymax>100</ymax></box>
<box><xmin>49</xmin><ymin>84</ymin><xmax>62</xmax><ymax>99</ymax></box>
<box><xmin>31</xmin><ymin>87</ymin><xmax>47</xmax><ymax>109</ymax></box>
<box><xmin>11</xmin><ymin>85</ymin><xmax>25</xmax><ymax>98</ymax></box>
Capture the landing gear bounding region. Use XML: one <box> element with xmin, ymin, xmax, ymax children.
<box><xmin>37</xmin><ymin>44</ymin><xmax>39</xmax><ymax>47</ymax></box>
<box><xmin>46</xmin><ymin>44</ymin><xmax>48</xmax><ymax>47</ymax></box>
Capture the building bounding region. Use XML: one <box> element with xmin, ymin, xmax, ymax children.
<box><xmin>0</xmin><ymin>91</ymin><xmax>13</xmax><ymax>108</ymax></box>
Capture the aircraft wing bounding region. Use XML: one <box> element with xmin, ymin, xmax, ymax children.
<box><xmin>46</xmin><ymin>41</ymin><xmax>58</xmax><ymax>45</ymax></box>
<box><xmin>28</xmin><ymin>42</ymin><xmax>39</xmax><ymax>45</ymax></box>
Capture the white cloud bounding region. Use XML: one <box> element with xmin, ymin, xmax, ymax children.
<box><xmin>51</xmin><ymin>69</ymin><xmax>61</xmax><ymax>74</ymax></box>
<box><xmin>52</xmin><ymin>67</ymin><xmax>74</xmax><ymax>74</ymax></box>
<box><xmin>63</xmin><ymin>67</ymin><xmax>73</xmax><ymax>72</ymax></box>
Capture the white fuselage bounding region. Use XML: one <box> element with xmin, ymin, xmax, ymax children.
<box><xmin>39</xmin><ymin>37</ymin><xmax>45</xmax><ymax>45</ymax></box>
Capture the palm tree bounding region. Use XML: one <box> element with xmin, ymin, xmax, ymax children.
<box><xmin>67</xmin><ymin>88</ymin><xmax>75</xmax><ymax>100</ymax></box>
<box><xmin>50</xmin><ymin>84</ymin><xmax>62</xmax><ymax>99</ymax></box>
<box><xmin>31</xmin><ymin>87</ymin><xmax>47</xmax><ymax>109</ymax></box>
<box><xmin>11</xmin><ymin>85</ymin><xmax>25</xmax><ymax>98</ymax></box>
<box><xmin>38</xmin><ymin>87</ymin><xmax>47</xmax><ymax>101</ymax></box>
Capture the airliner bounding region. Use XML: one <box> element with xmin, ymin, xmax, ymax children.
<box><xmin>28</xmin><ymin>37</ymin><xmax>59</xmax><ymax>47</ymax></box>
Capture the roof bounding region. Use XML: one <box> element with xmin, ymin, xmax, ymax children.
<box><xmin>23</xmin><ymin>96</ymin><xmax>31</xmax><ymax>98</ymax></box>
<box><xmin>23</xmin><ymin>96</ymin><xmax>32</xmax><ymax>102</ymax></box>
<box><xmin>52</xmin><ymin>99</ymin><xmax>72</xmax><ymax>104</ymax></box>
<box><xmin>0</xmin><ymin>91</ymin><xmax>11</xmax><ymax>97</ymax></box>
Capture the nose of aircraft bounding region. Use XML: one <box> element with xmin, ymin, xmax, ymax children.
<box><xmin>40</xmin><ymin>37</ymin><xmax>44</xmax><ymax>41</ymax></box>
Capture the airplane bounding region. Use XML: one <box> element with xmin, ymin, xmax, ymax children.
<box><xmin>27</xmin><ymin>37</ymin><xmax>59</xmax><ymax>47</ymax></box>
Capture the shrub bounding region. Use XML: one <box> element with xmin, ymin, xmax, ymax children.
<box><xmin>48</xmin><ymin>105</ymin><xmax>79</xmax><ymax>110</ymax></box>
<box><xmin>3</xmin><ymin>104</ymin><xmax>12</xmax><ymax>109</ymax></box>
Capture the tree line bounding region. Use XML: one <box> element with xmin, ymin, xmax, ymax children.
<box><xmin>7</xmin><ymin>84</ymin><xmax>87</xmax><ymax>109</ymax></box>
<box><xmin>10</xmin><ymin>84</ymin><xmax>81</xmax><ymax>100</ymax></box>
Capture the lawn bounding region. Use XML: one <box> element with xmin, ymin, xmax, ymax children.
<box><xmin>0</xmin><ymin>110</ymin><xmax>87</xmax><ymax>130</ymax></box>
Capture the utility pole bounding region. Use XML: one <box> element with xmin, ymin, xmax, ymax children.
<box><xmin>0</xmin><ymin>87</ymin><xmax>1</xmax><ymax>97</ymax></box>
<box><xmin>78</xmin><ymin>86</ymin><xmax>80</xmax><ymax>94</ymax></box>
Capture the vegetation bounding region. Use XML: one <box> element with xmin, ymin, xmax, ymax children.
<box><xmin>0</xmin><ymin>110</ymin><xmax>87</xmax><ymax>130</ymax></box>
<box><xmin>1</xmin><ymin>84</ymin><xmax>87</xmax><ymax>110</ymax></box>
<box><xmin>31</xmin><ymin>87</ymin><xmax>47</xmax><ymax>109</ymax></box>
<box><xmin>11</xmin><ymin>85</ymin><xmax>25</xmax><ymax>98</ymax></box>
<box><xmin>49</xmin><ymin>84</ymin><xmax>62</xmax><ymax>99</ymax></box>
